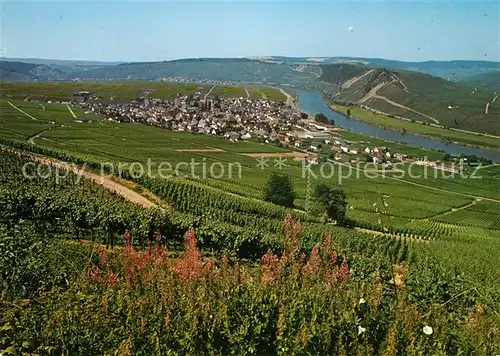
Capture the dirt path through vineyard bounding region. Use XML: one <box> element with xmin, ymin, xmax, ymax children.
<box><xmin>31</xmin><ymin>156</ymin><xmax>158</xmax><ymax>209</ymax></box>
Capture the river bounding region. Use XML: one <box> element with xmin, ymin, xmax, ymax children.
<box><xmin>294</xmin><ymin>89</ymin><xmax>500</xmax><ymax>162</ymax></box>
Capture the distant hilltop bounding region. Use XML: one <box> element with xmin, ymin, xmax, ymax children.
<box><xmin>0</xmin><ymin>57</ymin><xmax>123</xmax><ymax>66</ymax></box>
<box><xmin>1</xmin><ymin>55</ymin><xmax>499</xmax><ymax>79</ymax></box>
<box><xmin>251</xmin><ymin>56</ymin><xmax>500</xmax><ymax>77</ymax></box>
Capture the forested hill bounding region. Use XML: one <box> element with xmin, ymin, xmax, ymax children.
<box><xmin>0</xmin><ymin>61</ymin><xmax>65</xmax><ymax>81</ymax></box>
<box><xmin>459</xmin><ymin>71</ymin><xmax>500</xmax><ymax>92</ymax></box>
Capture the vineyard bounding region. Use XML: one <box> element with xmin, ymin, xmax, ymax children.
<box><xmin>1</xmin><ymin>81</ymin><xmax>500</xmax><ymax>353</ymax></box>
<box><xmin>0</xmin><ymin>150</ymin><xmax>172</xmax><ymax>246</ymax></box>
<box><xmin>0</xmin><ymin>97</ymin><xmax>483</xmax><ymax>234</ymax></box>
<box><xmin>432</xmin><ymin>200</ymin><xmax>500</xmax><ymax>230</ymax></box>
<box><xmin>0</xmin><ymin>81</ymin><xmax>286</xmax><ymax>102</ymax></box>
<box><xmin>1</xmin><ymin>220</ymin><xmax>487</xmax><ymax>355</ymax></box>
<box><xmin>1</xmin><ymin>147</ymin><xmax>499</xmax><ymax>354</ymax></box>
<box><xmin>2</xmin><ymin>128</ymin><xmax>488</xmax><ymax>241</ymax></box>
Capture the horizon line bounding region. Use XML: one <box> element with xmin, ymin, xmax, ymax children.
<box><xmin>2</xmin><ymin>56</ymin><xmax>500</xmax><ymax>65</ymax></box>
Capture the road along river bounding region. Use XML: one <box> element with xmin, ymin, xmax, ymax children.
<box><xmin>293</xmin><ymin>89</ymin><xmax>500</xmax><ymax>162</ymax></box>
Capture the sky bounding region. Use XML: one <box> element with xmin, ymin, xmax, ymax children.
<box><xmin>2</xmin><ymin>0</ymin><xmax>499</xmax><ymax>62</ymax></box>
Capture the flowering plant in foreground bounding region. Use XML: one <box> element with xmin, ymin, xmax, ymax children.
<box><xmin>3</xmin><ymin>216</ymin><xmax>498</xmax><ymax>355</ymax></box>
<box><xmin>87</xmin><ymin>216</ymin><xmax>350</xmax><ymax>291</ymax></box>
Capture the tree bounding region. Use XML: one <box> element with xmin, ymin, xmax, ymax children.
<box><xmin>442</xmin><ymin>153</ymin><xmax>452</xmax><ymax>162</ymax></box>
<box><xmin>264</xmin><ymin>172</ymin><xmax>295</xmax><ymax>208</ymax></box>
<box><xmin>314</xmin><ymin>184</ymin><xmax>348</xmax><ymax>224</ymax></box>
<box><xmin>314</xmin><ymin>113</ymin><xmax>329</xmax><ymax>125</ymax></box>
<box><xmin>346</xmin><ymin>108</ymin><xmax>351</xmax><ymax>117</ymax></box>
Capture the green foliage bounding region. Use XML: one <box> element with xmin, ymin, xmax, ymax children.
<box><xmin>315</xmin><ymin>184</ymin><xmax>348</xmax><ymax>224</ymax></box>
<box><xmin>264</xmin><ymin>172</ymin><xmax>295</xmax><ymax>208</ymax></box>
<box><xmin>1</xmin><ymin>223</ymin><xmax>497</xmax><ymax>355</ymax></box>
<box><xmin>0</xmin><ymin>221</ymin><xmax>95</xmax><ymax>300</ymax></box>
<box><xmin>0</xmin><ymin>150</ymin><xmax>172</xmax><ymax>248</ymax></box>
<box><xmin>314</xmin><ymin>113</ymin><xmax>329</xmax><ymax>125</ymax></box>
<box><xmin>460</xmin><ymin>71</ymin><xmax>500</xmax><ymax>91</ymax></box>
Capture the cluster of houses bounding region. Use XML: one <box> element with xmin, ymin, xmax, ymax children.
<box><xmin>361</xmin><ymin>146</ymin><xmax>408</xmax><ymax>163</ymax></box>
<box><xmin>295</xmin><ymin>136</ymin><xmax>415</xmax><ymax>166</ymax></box>
<box><xmin>160</xmin><ymin>77</ymin><xmax>241</xmax><ymax>86</ymax></box>
<box><xmin>24</xmin><ymin>89</ymin><xmax>431</xmax><ymax>167</ymax></box>
<box><xmin>75</xmin><ymin>92</ymin><xmax>305</xmax><ymax>141</ymax></box>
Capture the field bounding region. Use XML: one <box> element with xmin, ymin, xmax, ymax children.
<box><xmin>1</xmin><ymin>82</ymin><xmax>500</xmax><ymax>353</ymax></box>
<box><xmin>332</xmin><ymin>103</ymin><xmax>500</xmax><ymax>151</ymax></box>
<box><xmin>0</xmin><ymin>81</ymin><xmax>285</xmax><ymax>102</ymax></box>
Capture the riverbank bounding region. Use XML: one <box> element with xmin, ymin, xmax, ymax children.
<box><xmin>280</xmin><ymin>87</ymin><xmax>339</xmax><ymax>131</ymax></box>
<box><xmin>294</xmin><ymin>89</ymin><xmax>500</xmax><ymax>162</ymax></box>
<box><xmin>331</xmin><ymin>104</ymin><xmax>500</xmax><ymax>152</ymax></box>
<box><xmin>336</xmin><ymin>130</ymin><xmax>449</xmax><ymax>162</ymax></box>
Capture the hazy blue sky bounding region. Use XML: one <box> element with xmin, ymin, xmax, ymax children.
<box><xmin>2</xmin><ymin>1</ymin><xmax>499</xmax><ymax>62</ymax></box>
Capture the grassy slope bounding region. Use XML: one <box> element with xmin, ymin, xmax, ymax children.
<box><xmin>375</xmin><ymin>71</ymin><xmax>500</xmax><ymax>134</ymax></box>
<box><xmin>319</xmin><ymin>64</ymin><xmax>500</xmax><ymax>137</ymax></box>
<box><xmin>459</xmin><ymin>71</ymin><xmax>500</xmax><ymax>92</ymax></box>
<box><xmin>331</xmin><ymin>103</ymin><xmax>500</xmax><ymax>151</ymax></box>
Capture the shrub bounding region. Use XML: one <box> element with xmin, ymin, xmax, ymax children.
<box><xmin>263</xmin><ymin>172</ymin><xmax>295</xmax><ymax>208</ymax></box>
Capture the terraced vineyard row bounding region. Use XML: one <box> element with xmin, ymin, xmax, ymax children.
<box><xmin>432</xmin><ymin>200</ymin><xmax>500</xmax><ymax>230</ymax></box>
<box><xmin>404</xmin><ymin>220</ymin><xmax>463</xmax><ymax>239</ymax></box>
<box><xmin>0</xmin><ymin>150</ymin><xmax>171</xmax><ymax>247</ymax></box>
<box><xmin>0</xmin><ymin>146</ymin><xmax>410</xmax><ymax>262</ymax></box>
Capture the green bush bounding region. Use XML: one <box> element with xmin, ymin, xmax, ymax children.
<box><xmin>263</xmin><ymin>172</ymin><xmax>295</xmax><ymax>208</ymax></box>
